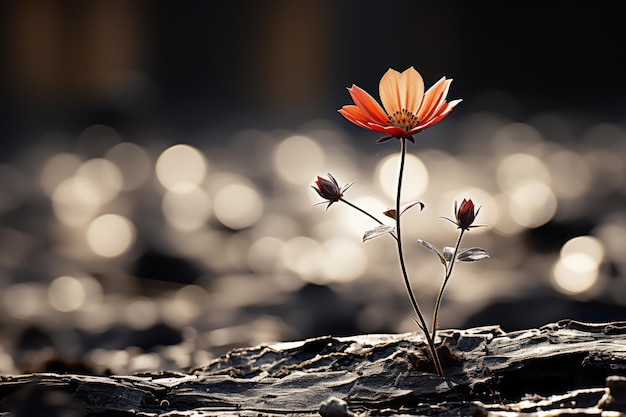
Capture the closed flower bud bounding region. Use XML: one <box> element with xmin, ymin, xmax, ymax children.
<box><xmin>312</xmin><ymin>174</ymin><xmax>354</xmax><ymax>210</ymax></box>
<box><xmin>455</xmin><ymin>198</ymin><xmax>480</xmax><ymax>231</ymax></box>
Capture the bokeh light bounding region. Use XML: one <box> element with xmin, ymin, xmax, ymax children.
<box><xmin>546</xmin><ymin>150</ymin><xmax>592</xmax><ymax>200</ymax></box>
<box><xmin>40</xmin><ymin>153</ymin><xmax>83</xmax><ymax>196</ymax></box>
<box><xmin>561</xmin><ymin>236</ymin><xmax>605</xmax><ymax>264</ymax></box>
<box><xmin>552</xmin><ymin>236</ymin><xmax>605</xmax><ymax>295</ymax></box>
<box><xmin>508</xmin><ymin>181</ymin><xmax>557</xmax><ymax>228</ymax></box>
<box><xmin>2</xmin><ymin>283</ymin><xmax>46</xmax><ymax>319</ymax></box>
<box><xmin>552</xmin><ymin>259</ymin><xmax>598</xmax><ymax>295</ymax></box>
<box><xmin>52</xmin><ymin>177</ymin><xmax>102</xmax><ymax>226</ymax></box>
<box><xmin>156</xmin><ymin>144</ymin><xmax>208</xmax><ymax>192</ymax></box>
<box><xmin>213</xmin><ymin>183</ymin><xmax>263</xmax><ymax>230</ymax></box>
<box><xmin>492</xmin><ymin>193</ymin><xmax>525</xmax><ymax>236</ymax></box>
<box><xmin>48</xmin><ymin>275</ymin><xmax>86</xmax><ymax>312</ymax></box>
<box><xmin>247</xmin><ymin>236</ymin><xmax>284</xmax><ymax>274</ymax></box>
<box><xmin>320</xmin><ymin>237</ymin><xmax>367</xmax><ymax>282</ymax></box>
<box><xmin>593</xmin><ymin>222</ymin><xmax>626</xmax><ymax>264</ymax></box>
<box><xmin>496</xmin><ymin>153</ymin><xmax>550</xmax><ymax>191</ymax></box>
<box><xmin>162</xmin><ymin>186</ymin><xmax>212</xmax><ymax>232</ymax></box>
<box><xmin>281</xmin><ymin>236</ymin><xmax>323</xmax><ymax>283</ymax></box>
<box><xmin>124</xmin><ymin>297</ymin><xmax>159</xmax><ymax>330</ymax></box>
<box><xmin>105</xmin><ymin>142</ymin><xmax>152</xmax><ymax>191</ymax></box>
<box><xmin>492</xmin><ymin>123</ymin><xmax>544</xmax><ymax>156</ymax></box>
<box><xmin>273</xmin><ymin>135</ymin><xmax>325</xmax><ymax>185</ymax></box>
<box><xmin>377</xmin><ymin>153</ymin><xmax>428</xmax><ymax>201</ymax></box>
<box><xmin>161</xmin><ymin>285</ymin><xmax>208</xmax><ymax>328</ymax></box>
<box><xmin>86</xmin><ymin>214</ymin><xmax>136</xmax><ymax>257</ymax></box>
<box><xmin>75</xmin><ymin>158</ymin><xmax>124</xmax><ymax>205</ymax></box>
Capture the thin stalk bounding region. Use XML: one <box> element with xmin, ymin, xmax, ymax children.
<box><xmin>431</xmin><ymin>229</ymin><xmax>465</xmax><ymax>345</ymax></box>
<box><xmin>395</xmin><ymin>138</ymin><xmax>443</xmax><ymax>376</ymax></box>
<box><xmin>340</xmin><ymin>198</ymin><xmax>398</xmax><ymax>241</ymax></box>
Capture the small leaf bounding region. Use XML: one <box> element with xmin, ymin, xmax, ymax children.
<box><xmin>417</xmin><ymin>239</ymin><xmax>446</xmax><ymax>267</ymax></box>
<box><xmin>363</xmin><ymin>225</ymin><xmax>395</xmax><ymax>242</ymax></box>
<box><xmin>400</xmin><ymin>201</ymin><xmax>425</xmax><ymax>216</ymax></box>
<box><xmin>384</xmin><ymin>202</ymin><xmax>424</xmax><ymax>220</ymax></box>
<box><xmin>443</xmin><ymin>246</ymin><xmax>455</xmax><ymax>263</ymax></box>
<box><xmin>456</xmin><ymin>247</ymin><xmax>490</xmax><ymax>262</ymax></box>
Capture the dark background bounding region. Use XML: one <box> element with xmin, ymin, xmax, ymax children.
<box><xmin>1</xmin><ymin>1</ymin><xmax>625</xmax><ymax>144</ymax></box>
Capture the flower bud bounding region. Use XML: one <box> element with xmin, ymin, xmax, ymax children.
<box><xmin>455</xmin><ymin>198</ymin><xmax>479</xmax><ymax>231</ymax></box>
<box><xmin>311</xmin><ymin>174</ymin><xmax>354</xmax><ymax>210</ymax></box>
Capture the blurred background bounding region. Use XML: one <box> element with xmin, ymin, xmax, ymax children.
<box><xmin>0</xmin><ymin>0</ymin><xmax>625</xmax><ymax>375</ymax></box>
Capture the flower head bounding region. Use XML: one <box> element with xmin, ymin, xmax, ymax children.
<box><xmin>312</xmin><ymin>174</ymin><xmax>354</xmax><ymax>210</ymax></box>
<box><xmin>442</xmin><ymin>198</ymin><xmax>482</xmax><ymax>231</ymax></box>
<box><xmin>338</xmin><ymin>67</ymin><xmax>461</xmax><ymax>143</ymax></box>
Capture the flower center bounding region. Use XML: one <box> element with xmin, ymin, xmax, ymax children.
<box><xmin>388</xmin><ymin>109</ymin><xmax>419</xmax><ymax>132</ymax></box>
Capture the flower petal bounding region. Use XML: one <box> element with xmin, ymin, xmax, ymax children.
<box><xmin>347</xmin><ymin>85</ymin><xmax>389</xmax><ymax>125</ymax></box>
<box><xmin>431</xmin><ymin>98</ymin><xmax>462</xmax><ymax>121</ymax></box>
<box><xmin>417</xmin><ymin>77</ymin><xmax>450</xmax><ymax>122</ymax></box>
<box><xmin>379</xmin><ymin>68</ymin><xmax>402</xmax><ymax>115</ymax></box>
<box><xmin>338</xmin><ymin>108</ymin><xmax>395</xmax><ymax>136</ymax></box>
<box><xmin>339</xmin><ymin>106</ymin><xmax>402</xmax><ymax>135</ymax></box>
<box><xmin>338</xmin><ymin>105</ymin><xmax>370</xmax><ymax>125</ymax></box>
<box><xmin>400</xmin><ymin>67</ymin><xmax>425</xmax><ymax>114</ymax></box>
<box><xmin>348</xmin><ymin>118</ymin><xmax>379</xmax><ymax>132</ymax></box>
<box><xmin>447</xmin><ymin>98</ymin><xmax>463</xmax><ymax>110</ymax></box>
<box><xmin>412</xmin><ymin>99</ymin><xmax>462</xmax><ymax>132</ymax></box>
<box><xmin>374</xmin><ymin>124</ymin><xmax>410</xmax><ymax>137</ymax></box>
<box><xmin>425</xmin><ymin>79</ymin><xmax>454</xmax><ymax>121</ymax></box>
<box><xmin>379</xmin><ymin>67</ymin><xmax>424</xmax><ymax>116</ymax></box>
<box><xmin>338</xmin><ymin>109</ymin><xmax>391</xmax><ymax>135</ymax></box>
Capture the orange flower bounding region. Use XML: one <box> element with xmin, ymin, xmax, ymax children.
<box><xmin>338</xmin><ymin>67</ymin><xmax>461</xmax><ymax>143</ymax></box>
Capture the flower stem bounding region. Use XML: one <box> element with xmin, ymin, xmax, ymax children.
<box><xmin>431</xmin><ymin>229</ymin><xmax>465</xmax><ymax>346</ymax></box>
<box><xmin>395</xmin><ymin>138</ymin><xmax>443</xmax><ymax>376</ymax></box>
<box><xmin>339</xmin><ymin>198</ymin><xmax>398</xmax><ymax>241</ymax></box>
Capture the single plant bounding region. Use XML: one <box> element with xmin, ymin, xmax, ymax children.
<box><xmin>418</xmin><ymin>198</ymin><xmax>489</xmax><ymax>350</ymax></box>
<box><xmin>312</xmin><ymin>67</ymin><xmax>489</xmax><ymax>376</ymax></box>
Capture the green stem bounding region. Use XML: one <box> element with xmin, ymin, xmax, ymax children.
<box><xmin>395</xmin><ymin>138</ymin><xmax>443</xmax><ymax>376</ymax></box>
<box><xmin>431</xmin><ymin>229</ymin><xmax>465</xmax><ymax>346</ymax></box>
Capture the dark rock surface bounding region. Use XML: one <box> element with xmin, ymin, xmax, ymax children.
<box><xmin>1</xmin><ymin>320</ymin><xmax>626</xmax><ymax>416</ymax></box>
